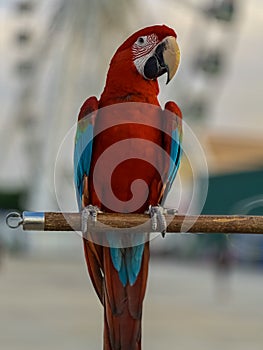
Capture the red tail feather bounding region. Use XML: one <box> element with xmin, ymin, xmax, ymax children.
<box><xmin>83</xmin><ymin>240</ymin><xmax>149</xmax><ymax>350</ymax></box>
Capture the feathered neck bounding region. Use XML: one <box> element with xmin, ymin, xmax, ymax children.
<box><xmin>99</xmin><ymin>49</ymin><xmax>160</xmax><ymax>107</ymax></box>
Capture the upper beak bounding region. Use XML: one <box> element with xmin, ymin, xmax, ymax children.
<box><xmin>163</xmin><ymin>36</ymin><xmax>180</xmax><ymax>84</ymax></box>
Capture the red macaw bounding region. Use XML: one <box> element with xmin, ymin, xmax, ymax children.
<box><xmin>74</xmin><ymin>25</ymin><xmax>182</xmax><ymax>350</ymax></box>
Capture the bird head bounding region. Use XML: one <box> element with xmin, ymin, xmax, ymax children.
<box><xmin>101</xmin><ymin>25</ymin><xmax>180</xmax><ymax>104</ymax></box>
<box><xmin>117</xmin><ymin>24</ymin><xmax>180</xmax><ymax>84</ymax></box>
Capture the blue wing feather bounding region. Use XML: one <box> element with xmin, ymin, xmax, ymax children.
<box><xmin>163</xmin><ymin>103</ymin><xmax>183</xmax><ymax>202</ymax></box>
<box><xmin>74</xmin><ymin>122</ymin><xmax>94</xmax><ymax>209</ymax></box>
<box><xmin>74</xmin><ymin>97</ymin><xmax>98</xmax><ymax>209</ymax></box>
<box><xmin>165</xmin><ymin>128</ymin><xmax>181</xmax><ymax>195</ymax></box>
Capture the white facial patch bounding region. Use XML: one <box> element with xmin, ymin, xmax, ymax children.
<box><xmin>132</xmin><ymin>34</ymin><xmax>159</xmax><ymax>79</ymax></box>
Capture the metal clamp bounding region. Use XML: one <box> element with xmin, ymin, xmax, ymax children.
<box><xmin>6</xmin><ymin>211</ymin><xmax>45</xmax><ymax>231</ymax></box>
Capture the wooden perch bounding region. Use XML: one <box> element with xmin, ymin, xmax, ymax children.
<box><xmin>6</xmin><ymin>211</ymin><xmax>263</xmax><ymax>234</ymax></box>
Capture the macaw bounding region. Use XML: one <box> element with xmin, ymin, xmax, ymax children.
<box><xmin>74</xmin><ymin>25</ymin><xmax>182</xmax><ymax>350</ymax></box>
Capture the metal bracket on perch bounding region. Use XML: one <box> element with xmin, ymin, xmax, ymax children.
<box><xmin>5</xmin><ymin>211</ymin><xmax>263</xmax><ymax>234</ymax></box>
<box><xmin>6</xmin><ymin>211</ymin><xmax>45</xmax><ymax>230</ymax></box>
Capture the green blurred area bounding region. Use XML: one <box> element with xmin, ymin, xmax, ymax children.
<box><xmin>201</xmin><ymin>168</ymin><xmax>263</xmax><ymax>263</ymax></box>
<box><xmin>0</xmin><ymin>190</ymin><xmax>27</xmax><ymax>211</ymax></box>
<box><xmin>203</xmin><ymin>169</ymin><xmax>263</xmax><ymax>216</ymax></box>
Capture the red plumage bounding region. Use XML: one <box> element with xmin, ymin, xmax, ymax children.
<box><xmin>75</xmin><ymin>25</ymin><xmax>182</xmax><ymax>349</ymax></box>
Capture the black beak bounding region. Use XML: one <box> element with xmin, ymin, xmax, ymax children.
<box><xmin>144</xmin><ymin>42</ymin><xmax>167</xmax><ymax>81</ymax></box>
<box><xmin>144</xmin><ymin>36</ymin><xmax>180</xmax><ymax>84</ymax></box>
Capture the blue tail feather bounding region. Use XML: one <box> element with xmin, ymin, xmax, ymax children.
<box><xmin>110</xmin><ymin>244</ymin><xmax>145</xmax><ymax>287</ymax></box>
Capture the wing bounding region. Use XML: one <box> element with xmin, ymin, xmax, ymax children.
<box><xmin>74</xmin><ymin>96</ymin><xmax>98</xmax><ymax>209</ymax></box>
<box><xmin>75</xmin><ymin>97</ymin><xmax>104</xmax><ymax>303</ymax></box>
<box><xmin>162</xmin><ymin>101</ymin><xmax>183</xmax><ymax>203</ymax></box>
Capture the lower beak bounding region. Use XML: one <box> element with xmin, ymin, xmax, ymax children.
<box><xmin>163</xmin><ymin>36</ymin><xmax>180</xmax><ymax>84</ymax></box>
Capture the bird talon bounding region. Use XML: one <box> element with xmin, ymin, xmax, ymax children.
<box><xmin>146</xmin><ymin>206</ymin><xmax>178</xmax><ymax>237</ymax></box>
<box><xmin>147</xmin><ymin>205</ymin><xmax>167</xmax><ymax>234</ymax></box>
<box><xmin>81</xmin><ymin>205</ymin><xmax>102</xmax><ymax>231</ymax></box>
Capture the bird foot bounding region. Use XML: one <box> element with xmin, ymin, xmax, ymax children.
<box><xmin>81</xmin><ymin>205</ymin><xmax>102</xmax><ymax>232</ymax></box>
<box><xmin>146</xmin><ymin>205</ymin><xmax>177</xmax><ymax>237</ymax></box>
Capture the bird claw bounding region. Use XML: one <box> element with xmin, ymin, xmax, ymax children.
<box><xmin>146</xmin><ymin>206</ymin><xmax>178</xmax><ymax>237</ymax></box>
<box><xmin>81</xmin><ymin>205</ymin><xmax>102</xmax><ymax>232</ymax></box>
<box><xmin>146</xmin><ymin>205</ymin><xmax>166</xmax><ymax>237</ymax></box>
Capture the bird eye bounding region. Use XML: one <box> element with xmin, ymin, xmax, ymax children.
<box><xmin>136</xmin><ymin>36</ymin><xmax>147</xmax><ymax>46</ymax></box>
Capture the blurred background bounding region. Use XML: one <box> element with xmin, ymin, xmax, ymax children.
<box><xmin>0</xmin><ymin>0</ymin><xmax>263</xmax><ymax>349</ymax></box>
